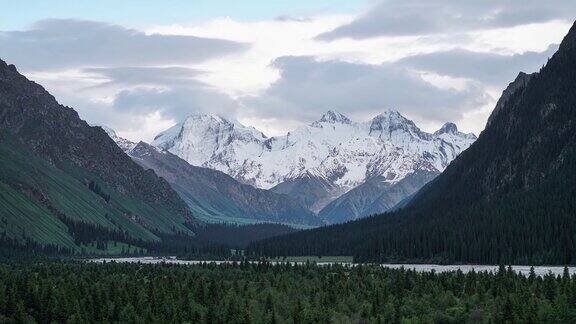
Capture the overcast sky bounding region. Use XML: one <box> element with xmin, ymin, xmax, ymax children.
<box><xmin>1</xmin><ymin>0</ymin><xmax>573</xmax><ymax>141</ymax></box>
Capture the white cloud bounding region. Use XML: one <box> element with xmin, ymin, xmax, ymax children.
<box><xmin>3</xmin><ymin>11</ymin><xmax>572</xmax><ymax>140</ymax></box>
<box><xmin>144</xmin><ymin>17</ymin><xmax>567</xmax><ymax>135</ymax></box>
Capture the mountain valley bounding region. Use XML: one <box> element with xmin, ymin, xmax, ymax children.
<box><xmin>250</xmin><ymin>21</ymin><xmax>576</xmax><ymax>265</ymax></box>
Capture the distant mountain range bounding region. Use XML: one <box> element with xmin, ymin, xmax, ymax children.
<box><xmin>101</xmin><ymin>127</ymin><xmax>321</xmax><ymax>227</ymax></box>
<box><xmin>152</xmin><ymin>110</ymin><xmax>475</xmax><ymax>223</ymax></box>
<box><xmin>250</xmin><ymin>21</ymin><xmax>576</xmax><ymax>265</ymax></box>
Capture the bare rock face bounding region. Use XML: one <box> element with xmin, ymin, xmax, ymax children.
<box><xmin>319</xmin><ymin>170</ymin><xmax>438</xmax><ymax>224</ymax></box>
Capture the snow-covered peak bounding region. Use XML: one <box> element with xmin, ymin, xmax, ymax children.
<box><xmin>313</xmin><ymin>110</ymin><xmax>352</xmax><ymax>126</ymax></box>
<box><xmin>434</xmin><ymin>122</ymin><xmax>477</xmax><ymax>140</ymax></box>
<box><xmin>153</xmin><ymin>110</ymin><xmax>476</xmax><ymax>194</ymax></box>
<box><xmin>152</xmin><ymin>114</ymin><xmax>267</xmax><ymax>170</ymax></box>
<box><xmin>155</xmin><ymin>114</ymin><xmax>266</xmax><ymax>144</ymax></box>
<box><xmin>369</xmin><ymin>111</ymin><xmax>413</xmax><ymax>131</ymax></box>
<box><xmin>97</xmin><ymin>125</ymin><xmax>137</xmax><ymax>152</ymax></box>
<box><xmin>154</xmin><ymin>115</ymin><xmax>263</xmax><ymax>148</ymax></box>
<box><xmin>182</xmin><ymin>114</ymin><xmax>232</xmax><ymax>128</ymax></box>
<box><xmin>434</xmin><ymin>122</ymin><xmax>458</xmax><ymax>135</ymax></box>
<box><xmin>368</xmin><ymin>110</ymin><xmax>428</xmax><ymax>141</ymax></box>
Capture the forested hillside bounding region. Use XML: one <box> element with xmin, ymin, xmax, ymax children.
<box><xmin>249</xmin><ymin>21</ymin><xmax>576</xmax><ymax>265</ymax></box>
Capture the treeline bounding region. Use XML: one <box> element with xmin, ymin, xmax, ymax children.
<box><xmin>249</xmin><ymin>168</ymin><xmax>576</xmax><ymax>265</ymax></box>
<box><xmin>58</xmin><ymin>218</ymin><xmax>231</xmax><ymax>256</ymax></box>
<box><xmin>139</xmin><ymin>222</ymin><xmax>296</xmax><ymax>257</ymax></box>
<box><xmin>60</xmin><ymin>216</ymin><xmax>136</xmax><ymax>247</ymax></box>
<box><xmin>1</xmin><ymin>217</ymin><xmax>296</xmax><ymax>258</ymax></box>
<box><xmin>87</xmin><ymin>180</ymin><xmax>110</xmax><ymax>203</ymax></box>
<box><xmin>2</xmin><ymin>261</ymin><xmax>576</xmax><ymax>323</ymax></box>
<box><xmin>0</xmin><ymin>235</ymin><xmax>72</xmax><ymax>258</ymax></box>
<box><xmin>193</xmin><ymin>223</ymin><xmax>296</xmax><ymax>248</ymax></box>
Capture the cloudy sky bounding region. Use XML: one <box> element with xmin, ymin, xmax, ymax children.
<box><xmin>1</xmin><ymin>0</ymin><xmax>574</xmax><ymax>141</ymax></box>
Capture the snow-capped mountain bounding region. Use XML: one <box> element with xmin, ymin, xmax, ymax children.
<box><xmin>152</xmin><ymin>114</ymin><xmax>267</xmax><ymax>171</ymax></box>
<box><xmin>100</xmin><ymin>125</ymin><xmax>321</xmax><ymax>227</ymax></box>
<box><xmin>153</xmin><ymin>110</ymin><xmax>476</xmax><ymax>213</ymax></box>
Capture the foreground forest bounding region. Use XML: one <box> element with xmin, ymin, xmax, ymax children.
<box><xmin>1</xmin><ymin>261</ymin><xmax>576</xmax><ymax>323</ymax></box>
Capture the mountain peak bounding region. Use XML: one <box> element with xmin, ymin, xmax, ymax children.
<box><xmin>183</xmin><ymin>113</ymin><xmax>231</xmax><ymax>125</ymax></box>
<box><xmin>434</xmin><ymin>122</ymin><xmax>458</xmax><ymax>135</ymax></box>
<box><xmin>0</xmin><ymin>59</ymin><xmax>17</xmax><ymax>74</ymax></box>
<box><xmin>316</xmin><ymin>110</ymin><xmax>351</xmax><ymax>124</ymax></box>
<box><xmin>433</xmin><ymin>122</ymin><xmax>477</xmax><ymax>140</ymax></box>
<box><xmin>180</xmin><ymin>114</ymin><xmax>266</xmax><ymax>138</ymax></box>
<box><xmin>371</xmin><ymin>110</ymin><xmax>407</xmax><ymax>122</ymax></box>
<box><xmin>156</xmin><ymin>105</ymin><xmax>475</xmax><ymax>193</ymax></box>
<box><xmin>0</xmin><ymin>57</ymin><xmax>193</xmax><ymax>237</ymax></box>
<box><xmin>368</xmin><ymin>110</ymin><xmax>422</xmax><ymax>138</ymax></box>
<box><xmin>486</xmin><ymin>71</ymin><xmax>535</xmax><ymax>127</ymax></box>
<box><xmin>559</xmin><ymin>20</ymin><xmax>576</xmax><ymax>52</ymax></box>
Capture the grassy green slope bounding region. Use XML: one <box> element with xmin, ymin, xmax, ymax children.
<box><xmin>0</xmin><ymin>182</ymin><xmax>76</xmax><ymax>249</ymax></box>
<box><xmin>0</xmin><ymin>131</ymin><xmax>175</xmax><ymax>248</ymax></box>
<box><xmin>61</xmin><ymin>164</ymin><xmax>194</xmax><ymax>236</ymax></box>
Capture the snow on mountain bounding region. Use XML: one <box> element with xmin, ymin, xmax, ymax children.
<box><xmin>153</xmin><ymin>114</ymin><xmax>267</xmax><ymax>187</ymax></box>
<box><xmin>152</xmin><ymin>110</ymin><xmax>476</xmax><ymax>205</ymax></box>
<box><xmin>99</xmin><ymin>125</ymin><xmax>137</xmax><ymax>152</ymax></box>
<box><xmin>102</xmin><ymin>125</ymin><xmax>321</xmax><ymax>226</ymax></box>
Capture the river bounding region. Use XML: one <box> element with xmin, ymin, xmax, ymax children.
<box><xmin>88</xmin><ymin>256</ymin><xmax>575</xmax><ymax>277</ymax></box>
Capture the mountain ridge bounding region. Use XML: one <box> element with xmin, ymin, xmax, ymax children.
<box><xmin>153</xmin><ymin>110</ymin><xmax>476</xmax><ymax>216</ymax></box>
<box><xmin>104</xmin><ymin>129</ymin><xmax>322</xmax><ymax>227</ymax></box>
<box><xmin>0</xmin><ymin>59</ymin><xmax>191</xmax><ymax>225</ymax></box>
<box><xmin>0</xmin><ymin>58</ymin><xmax>197</xmax><ymax>251</ymax></box>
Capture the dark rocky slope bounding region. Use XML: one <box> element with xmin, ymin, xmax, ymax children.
<box><xmin>0</xmin><ymin>59</ymin><xmax>196</xmax><ymax>250</ymax></box>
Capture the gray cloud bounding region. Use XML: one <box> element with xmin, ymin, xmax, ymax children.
<box><xmin>318</xmin><ymin>0</ymin><xmax>576</xmax><ymax>40</ymax></box>
<box><xmin>275</xmin><ymin>15</ymin><xmax>312</xmax><ymax>23</ymax></box>
<box><xmin>242</xmin><ymin>56</ymin><xmax>491</xmax><ymax>123</ymax></box>
<box><xmin>84</xmin><ymin>66</ymin><xmax>206</xmax><ymax>88</ymax></box>
<box><xmin>243</xmin><ymin>42</ymin><xmax>557</xmax><ymax>124</ymax></box>
<box><xmin>79</xmin><ymin>45</ymin><xmax>556</xmax><ymax>138</ymax></box>
<box><xmin>396</xmin><ymin>44</ymin><xmax>558</xmax><ymax>85</ymax></box>
<box><xmin>82</xmin><ymin>66</ymin><xmax>239</xmax><ymax>120</ymax></box>
<box><xmin>113</xmin><ymin>86</ymin><xmax>240</xmax><ymax>121</ymax></box>
<box><xmin>0</xmin><ymin>19</ymin><xmax>247</xmax><ymax>70</ymax></box>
